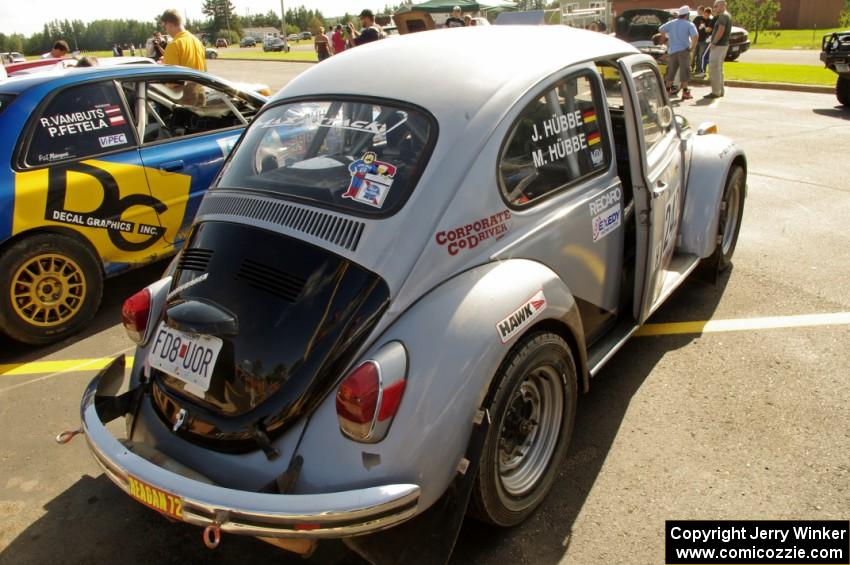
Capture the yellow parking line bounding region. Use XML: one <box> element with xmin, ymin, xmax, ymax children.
<box><xmin>636</xmin><ymin>312</ymin><xmax>850</xmax><ymax>337</ymax></box>
<box><xmin>1</xmin><ymin>312</ymin><xmax>848</xmax><ymax>378</ymax></box>
<box><xmin>0</xmin><ymin>356</ymin><xmax>134</xmax><ymax>377</ymax></box>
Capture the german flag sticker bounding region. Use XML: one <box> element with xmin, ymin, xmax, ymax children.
<box><xmin>587</xmin><ymin>132</ymin><xmax>602</xmax><ymax>146</ymax></box>
<box><xmin>582</xmin><ymin>110</ymin><xmax>597</xmax><ymax>124</ymax></box>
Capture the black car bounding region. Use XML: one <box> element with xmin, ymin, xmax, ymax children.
<box><xmin>820</xmin><ymin>30</ymin><xmax>850</xmax><ymax>107</ymax></box>
<box><xmin>615</xmin><ymin>8</ymin><xmax>750</xmax><ymax>62</ymax></box>
<box><xmin>240</xmin><ymin>36</ymin><xmax>257</xmax><ymax>47</ymax></box>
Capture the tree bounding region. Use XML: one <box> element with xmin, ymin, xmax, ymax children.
<box><xmin>202</xmin><ymin>0</ymin><xmax>240</xmax><ymax>37</ymax></box>
<box><xmin>840</xmin><ymin>0</ymin><xmax>850</xmax><ymax>28</ymax></box>
<box><xmin>727</xmin><ymin>0</ymin><xmax>781</xmax><ymax>45</ymax></box>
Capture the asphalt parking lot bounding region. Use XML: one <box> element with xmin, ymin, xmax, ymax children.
<box><xmin>0</xmin><ymin>63</ymin><xmax>848</xmax><ymax>565</ymax></box>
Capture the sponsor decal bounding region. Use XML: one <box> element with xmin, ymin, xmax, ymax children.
<box><xmin>587</xmin><ymin>131</ymin><xmax>602</xmax><ymax>146</ymax></box>
<box><xmin>592</xmin><ymin>204</ymin><xmax>621</xmax><ymax>242</ymax></box>
<box><xmin>435</xmin><ymin>210</ymin><xmax>511</xmax><ymax>256</ymax></box>
<box><xmin>99</xmin><ymin>133</ymin><xmax>128</xmax><ymax>148</ymax></box>
<box><xmin>167</xmin><ymin>273</ymin><xmax>209</xmax><ymax>300</ymax></box>
<box><xmin>588</xmin><ymin>187</ymin><xmax>622</xmax><ymax>215</ymax></box>
<box><xmin>341</xmin><ymin>152</ymin><xmax>397</xmax><ymax>208</ymax></box>
<box><xmin>496</xmin><ymin>290</ymin><xmax>547</xmax><ymax>344</ymax></box>
<box><xmin>582</xmin><ymin>109</ymin><xmax>597</xmax><ymax>124</ymax></box>
<box><xmin>590</xmin><ymin>147</ymin><xmax>604</xmax><ymax>166</ymax></box>
<box><xmin>36</xmin><ymin>151</ymin><xmax>71</xmax><ymax>163</ymax></box>
<box><xmin>526</xmin><ymin>106</ymin><xmax>605</xmax><ymax>171</ymax></box>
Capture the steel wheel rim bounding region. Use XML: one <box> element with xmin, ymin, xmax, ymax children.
<box><xmin>10</xmin><ymin>253</ymin><xmax>86</xmax><ymax>327</ymax></box>
<box><xmin>498</xmin><ymin>365</ymin><xmax>564</xmax><ymax>498</ymax></box>
<box><xmin>721</xmin><ymin>178</ymin><xmax>741</xmax><ymax>256</ymax></box>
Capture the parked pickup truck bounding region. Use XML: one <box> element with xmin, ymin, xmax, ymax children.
<box><xmin>821</xmin><ymin>30</ymin><xmax>850</xmax><ymax>107</ymax></box>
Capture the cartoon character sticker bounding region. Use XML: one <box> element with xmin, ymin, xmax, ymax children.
<box><xmin>342</xmin><ymin>152</ymin><xmax>397</xmax><ymax>209</ymax></box>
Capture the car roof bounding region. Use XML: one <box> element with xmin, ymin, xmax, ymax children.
<box><xmin>0</xmin><ymin>64</ymin><xmax>210</xmax><ymax>96</ymax></box>
<box><xmin>275</xmin><ymin>26</ymin><xmax>637</xmax><ymax>115</ymax></box>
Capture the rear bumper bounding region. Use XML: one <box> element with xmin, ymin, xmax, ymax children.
<box><xmin>81</xmin><ymin>356</ymin><xmax>420</xmax><ymax>539</ymax></box>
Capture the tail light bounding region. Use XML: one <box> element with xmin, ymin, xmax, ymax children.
<box><xmin>335</xmin><ymin>342</ymin><xmax>407</xmax><ymax>443</ymax></box>
<box><xmin>122</xmin><ymin>288</ymin><xmax>151</xmax><ymax>344</ymax></box>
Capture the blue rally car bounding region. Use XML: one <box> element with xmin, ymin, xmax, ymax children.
<box><xmin>0</xmin><ymin>65</ymin><xmax>266</xmax><ymax>344</ymax></box>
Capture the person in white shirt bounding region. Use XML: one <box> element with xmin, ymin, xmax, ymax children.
<box><xmin>41</xmin><ymin>40</ymin><xmax>70</xmax><ymax>59</ymax></box>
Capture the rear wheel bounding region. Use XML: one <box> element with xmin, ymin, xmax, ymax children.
<box><xmin>471</xmin><ymin>332</ymin><xmax>577</xmax><ymax>526</ymax></box>
<box><xmin>837</xmin><ymin>76</ymin><xmax>850</xmax><ymax>107</ymax></box>
<box><xmin>0</xmin><ymin>234</ymin><xmax>103</xmax><ymax>345</ymax></box>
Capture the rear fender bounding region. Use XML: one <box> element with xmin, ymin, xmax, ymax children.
<box><xmin>679</xmin><ymin>134</ymin><xmax>746</xmax><ymax>258</ymax></box>
<box><xmin>294</xmin><ymin>259</ymin><xmax>585</xmax><ymax>512</ymax></box>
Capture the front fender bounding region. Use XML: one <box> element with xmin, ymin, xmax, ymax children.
<box><xmin>294</xmin><ymin>259</ymin><xmax>585</xmax><ymax>513</ymax></box>
<box><xmin>680</xmin><ymin>133</ymin><xmax>747</xmax><ymax>258</ymax></box>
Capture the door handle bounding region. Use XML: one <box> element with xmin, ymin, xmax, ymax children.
<box><xmin>651</xmin><ymin>180</ymin><xmax>668</xmax><ymax>198</ymax></box>
<box><xmin>160</xmin><ymin>160</ymin><xmax>184</xmax><ymax>172</ymax></box>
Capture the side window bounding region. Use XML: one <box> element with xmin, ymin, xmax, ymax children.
<box><xmin>26</xmin><ymin>81</ymin><xmax>135</xmax><ymax>166</ymax></box>
<box><xmin>631</xmin><ymin>64</ymin><xmax>672</xmax><ymax>150</ymax></box>
<box><xmin>499</xmin><ymin>72</ymin><xmax>610</xmax><ymax>207</ymax></box>
<box><xmin>130</xmin><ymin>79</ymin><xmax>261</xmax><ymax>144</ymax></box>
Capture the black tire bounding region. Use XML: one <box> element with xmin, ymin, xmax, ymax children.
<box><xmin>0</xmin><ymin>234</ymin><xmax>103</xmax><ymax>345</ymax></box>
<box><xmin>471</xmin><ymin>332</ymin><xmax>577</xmax><ymax>527</ymax></box>
<box><xmin>725</xmin><ymin>54</ymin><xmax>740</xmax><ymax>62</ymax></box>
<box><xmin>837</xmin><ymin>76</ymin><xmax>850</xmax><ymax>107</ymax></box>
<box><xmin>712</xmin><ymin>165</ymin><xmax>746</xmax><ymax>272</ymax></box>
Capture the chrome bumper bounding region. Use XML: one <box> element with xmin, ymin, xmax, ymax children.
<box><xmin>81</xmin><ymin>356</ymin><xmax>420</xmax><ymax>539</ymax></box>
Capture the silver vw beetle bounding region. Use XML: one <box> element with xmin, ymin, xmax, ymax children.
<box><xmin>68</xmin><ymin>25</ymin><xmax>746</xmax><ymax>561</ymax></box>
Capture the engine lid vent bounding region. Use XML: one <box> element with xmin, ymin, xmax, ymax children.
<box><xmin>197</xmin><ymin>192</ymin><xmax>366</xmax><ymax>252</ymax></box>
<box><xmin>235</xmin><ymin>258</ymin><xmax>307</xmax><ymax>303</ymax></box>
<box><xmin>177</xmin><ymin>248</ymin><xmax>214</xmax><ymax>272</ymax></box>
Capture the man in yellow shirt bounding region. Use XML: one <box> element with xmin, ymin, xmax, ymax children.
<box><xmin>159</xmin><ymin>9</ymin><xmax>206</xmax><ymax>72</ymax></box>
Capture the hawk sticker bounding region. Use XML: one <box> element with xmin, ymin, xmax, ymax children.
<box><xmin>342</xmin><ymin>152</ymin><xmax>397</xmax><ymax>209</ymax></box>
<box><xmin>496</xmin><ymin>290</ymin><xmax>547</xmax><ymax>344</ymax></box>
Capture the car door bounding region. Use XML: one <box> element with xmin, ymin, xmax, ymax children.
<box><xmin>617</xmin><ymin>54</ymin><xmax>684</xmax><ymax>323</ymax></box>
<box><xmin>122</xmin><ymin>75</ymin><xmax>260</xmax><ymax>246</ymax></box>
<box><xmin>13</xmin><ymin>79</ymin><xmax>173</xmax><ymax>271</ymax></box>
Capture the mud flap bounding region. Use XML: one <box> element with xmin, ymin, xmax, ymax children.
<box><xmin>344</xmin><ymin>413</ymin><xmax>490</xmax><ymax>565</ymax></box>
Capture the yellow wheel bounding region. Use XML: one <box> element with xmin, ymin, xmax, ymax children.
<box><xmin>11</xmin><ymin>254</ymin><xmax>87</xmax><ymax>327</ymax></box>
<box><xmin>0</xmin><ymin>234</ymin><xmax>102</xmax><ymax>345</ymax></box>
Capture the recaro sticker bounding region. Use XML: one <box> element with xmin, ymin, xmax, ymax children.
<box><xmin>341</xmin><ymin>151</ymin><xmax>396</xmax><ymax>209</ymax></box>
<box><xmin>589</xmin><ymin>187</ymin><xmax>622</xmax><ymax>243</ymax></box>
<box><xmin>497</xmin><ymin>290</ymin><xmax>547</xmax><ymax>344</ymax></box>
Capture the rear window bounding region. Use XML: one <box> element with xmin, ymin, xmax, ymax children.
<box><xmin>216</xmin><ymin>99</ymin><xmax>435</xmax><ymax>216</ymax></box>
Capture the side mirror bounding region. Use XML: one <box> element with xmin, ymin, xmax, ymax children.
<box><xmin>675</xmin><ymin>114</ymin><xmax>689</xmax><ymax>130</ymax></box>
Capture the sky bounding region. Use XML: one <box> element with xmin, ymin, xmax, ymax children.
<box><xmin>0</xmin><ymin>0</ymin><xmax>386</xmax><ymax>36</ymax></box>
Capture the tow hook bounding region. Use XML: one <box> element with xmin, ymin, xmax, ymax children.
<box><xmin>55</xmin><ymin>428</ymin><xmax>84</xmax><ymax>444</ymax></box>
<box><xmin>203</xmin><ymin>524</ymin><xmax>222</xmax><ymax>549</ymax></box>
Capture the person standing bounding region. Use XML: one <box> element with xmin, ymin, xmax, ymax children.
<box><xmin>348</xmin><ymin>9</ymin><xmax>383</xmax><ymax>46</ymax></box>
<box><xmin>445</xmin><ymin>6</ymin><xmax>465</xmax><ymax>28</ymax></box>
<box><xmin>692</xmin><ymin>6</ymin><xmax>707</xmax><ymax>74</ymax></box>
<box><xmin>331</xmin><ymin>24</ymin><xmax>346</xmax><ymax>55</ymax></box>
<box><xmin>151</xmin><ymin>31</ymin><xmax>168</xmax><ymax>60</ymax></box>
<box><xmin>315</xmin><ymin>26</ymin><xmax>332</xmax><ymax>61</ymax></box>
<box><xmin>160</xmin><ymin>8</ymin><xmax>206</xmax><ymax>71</ymax></box>
<box><xmin>705</xmin><ymin>0</ymin><xmax>731</xmax><ymax>98</ymax></box>
<box><xmin>659</xmin><ymin>5</ymin><xmax>698</xmax><ymax>100</ymax></box>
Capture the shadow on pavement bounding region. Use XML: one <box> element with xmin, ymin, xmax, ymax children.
<box><xmin>0</xmin><ymin>473</ymin><xmax>362</xmax><ymax>565</ymax></box>
<box><xmin>812</xmin><ymin>107</ymin><xmax>850</xmax><ymax>120</ymax></box>
<box><xmin>0</xmin><ymin>260</ymin><xmax>169</xmax><ymax>365</ymax></box>
<box><xmin>451</xmin><ymin>272</ymin><xmax>732</xmax><ymax>564</ymax></box>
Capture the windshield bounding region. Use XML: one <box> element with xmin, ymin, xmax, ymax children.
<box><xmin>217</xmin><ymin>99</ymin><xmax>435</xmax><ymax>216</ymax></box>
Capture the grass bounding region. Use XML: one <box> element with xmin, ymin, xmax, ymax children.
<box><xmin>217</xmin><ymin>49</ymin><xmax>317</xmax><ymax>62</ymax></box>
<box><xmin>751</xmin><ymin>28</ymin><xmax>846</xmax><ymax>50</ymax></box>
<box><xmin>722</xmin><ymin>62</ymin><xmax>837</xmax><ymax>86</ymax></box>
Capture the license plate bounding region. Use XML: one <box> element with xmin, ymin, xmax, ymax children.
<box><xmin>731</xmin><ymin>46</ymin><xmax>739</xmax><ymax>52</ymax></box>
<box><xmin>148</xmin><ymin>323</ymin><xmax>222</xmax><ymax>392</ymax></box>
<box><xmin>837</xmin><ymin>63</ymin><xmax>849</xmax><ymax>73</ymax></box>
<box><xmin>127</xmin><ymin>475</ymin><xmax>184</xmax><ymax>520</ymax></box>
